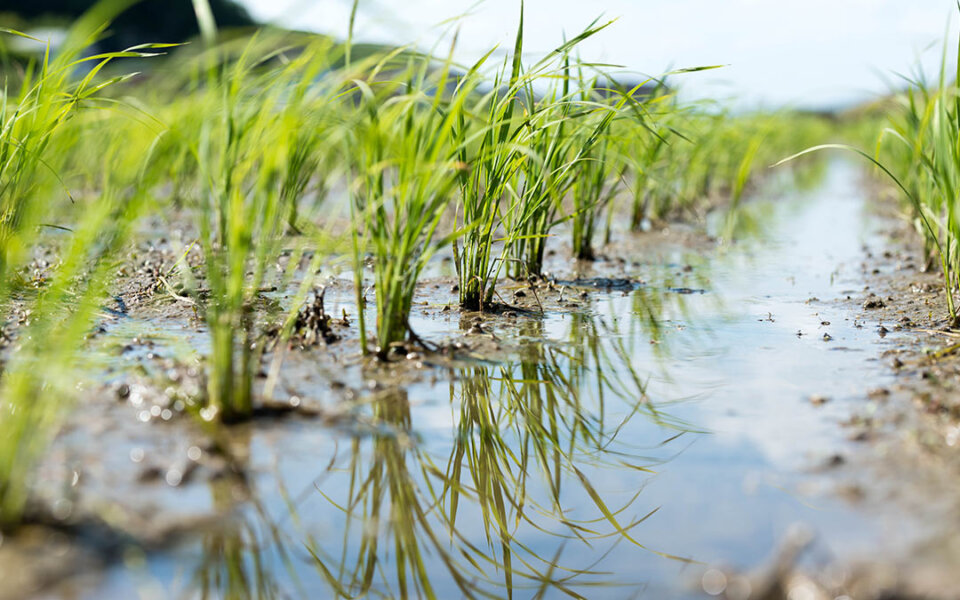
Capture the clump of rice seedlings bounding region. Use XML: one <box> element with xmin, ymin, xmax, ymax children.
<box><xmin>0</xmin><ymin>22</ymin><xmax>164</xmax><ymax>283</ymax></box>
<box><xmin>506</xmin><ymin>63</ymin><xmax>648</xmax><ymax>275</ymax></box>
<box><xmin>854</xmin><ymin>55</ymin><xmax>959</xmax><ymax>294</ymax></box>
<box><xmin>190</xmin><ymin>69</ymin><xmax>275</xmax><ymax>421</ymax></box>
<box><xmin>450</xmin><ymin>18</ymin><xmax>534</xmax><ymax>311</ymax></box>
<box><xmin>875</xmin><ymin>87</ymin><xmax>938</xmax><ymax>263</ymax></box>
<box><xmin>635</xmin><ymin>111</ymin><xmax>728</xmax><ymax>225</ymax></box>
<box><xmin>187</xmin><ymin>34</ymin><xmax>346</xmax><ymax>420</ymax></box>
<box><xmin>503</xmin><ymin>57</ymin><xmax>577</xmax><ymax>279</ymax></box>
<box><xmin>346</xmin><ymin>46</ymin><xmax>471</xmax><ymax>357</ymax></box>
<box><xmin>625</xmin><ymin>116</ymin><xmax>670</xmax><ymax>230</ymax></box>
<box><xmin>884</xmin><ymin>59</ymin><xmax>960</xmax><ymax>322</ymax></box>
<box><xmin>452</xmin><ymin>12</ymin><xmax>613</xmax><ymax>309</ymax></box>
<box><xmin>566</xmin><ymin>71</ymin><xmax>668</xmax><ymax>261</ymax></box>
<box><xmin>277</xmin><ymin>37</ymin><xmax>344</xmax><ymax>235</ymax></box>
<box><xmin>720</xmin><ymin>132</ymin><xmax>766</xmax><ymax>239</ymax></box>
<box><xmin>569</xmin><ymin>115</ymin><xmax>624</xmax><ymax>261</ymax></box>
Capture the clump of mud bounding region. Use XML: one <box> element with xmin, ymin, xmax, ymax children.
<box><xmin>267</xmin><ymin>286</ymin><xmax>346</xmax><ymax>349</ymax></box>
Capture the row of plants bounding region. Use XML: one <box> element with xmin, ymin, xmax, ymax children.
<box><xmin>0</xmin><ymin>2</ymin><xmax>831</xmax><ymax>529</ymax></box>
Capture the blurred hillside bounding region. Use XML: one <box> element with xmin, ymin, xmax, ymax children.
<box><xmin>0</xmin><ymin>0</ymin><xmax>255</xmax><ymax>50</ymax></box>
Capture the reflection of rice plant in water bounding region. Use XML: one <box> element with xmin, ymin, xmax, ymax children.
<box><xmin>298</xmin><ymin>334</ymin><xmax>695</xmax><ymax>597</ymax></box>
<box><xmin>191</xmin><ymin>428</ymin><xmax>300</xmax><ymax>600</ymax></box>
<box><xmin>176</xmin><ymin>346</ymin><xmax>693</xmax><ymax>598</ymax></box>
<box><xmin>306</xmin><ymin>390</ymin><xmax>486</xmax><ymax>599</ymax></box>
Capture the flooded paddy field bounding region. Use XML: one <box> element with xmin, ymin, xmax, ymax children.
<box><xmin>4</xmin><ymin>160</ymin><xmax>956</xmax><ymax>599</ymax></box>
<box><xmin>8</xmin><ymin>3</ymin><xmax>960</xmax><ymax>599</ymax></box>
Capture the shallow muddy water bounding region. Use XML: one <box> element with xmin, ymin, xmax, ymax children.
<box><xmin>35</xmin><ymin>160</ymin><xmax>921</xmax><ymax>599</ymax></box>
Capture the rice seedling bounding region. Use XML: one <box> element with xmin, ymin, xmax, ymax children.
<box><xmin>504</xmin><ymin>56</ymin><xmax>578</xmax><ymax>279</ymax></box>
<box><xmin>625</xmin><ymin>117</ymin><xmax>671</xmax><ymax>230</ymax></box>
<box><xmin>180</xmin><ymin>33</ymin><xmax>351</xmax><ymax>420</ymax></box>
<box><xmin>720</xmin><ymin>132</ymin><xmax>766</xmax><ymax>239</ymax></box>
<box><xmin>569</xmin><ymin>115</ymin><xmax>625</xmax><ymax>261</ymax></box>
<box><xmin>507</xmin><ymin>68</ymin><xmax>654</xmax><ymax>274</ymax></box>
<box><xmin>191</xmin><ymin>71</ymin><xmax>280</xmax><ymax>421</ymax></box>
<box><xmin>345</xmin><ymin>44</ymin><xmax>472</xmax><ymax>356</ymax></box>
<box><xmin>568</xmin><ymin>70</ymin><xmax>679</xmax><ymax>260</ymax></box>
<box><xmin>0</xmin><ymin>17</ymin><xmax>158</xmax><ymax>284</ymax></box>
<box><xmin>451</xmin><ymin>10</ymin><xmax>614</xmax><ymax>309</ymax></box>
<box><xmin>276</xmin><ymin>37</ymin><xmax>344</xmax><ymax>235</ymax></box>
<box><xmin>449</xmin><ymin>23</ymin><xmax>533</xmax><ymax>311</ymax></box>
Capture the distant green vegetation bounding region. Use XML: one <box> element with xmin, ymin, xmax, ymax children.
<box><xmin>0</xmin><ymin>1</ymin><xmax>835</xmax><ymax>528</ymax></box>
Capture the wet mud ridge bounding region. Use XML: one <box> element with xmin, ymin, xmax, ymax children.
<box><xmin>4</xmin><ymin>159</ymin><xmax>958</xmax><ymax>599</ymax></box>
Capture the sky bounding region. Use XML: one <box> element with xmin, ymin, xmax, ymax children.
<box><xmin>238</xmin><ymin>0</ymin><xmax>959</xmax><ymax>110</ymax></box>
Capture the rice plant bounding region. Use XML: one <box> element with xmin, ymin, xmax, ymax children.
<box><xmin>346</xmin><ymin>46</ymin><xmax>471</xmax><ymax>357</ymax></box>
<box><xmin>626</xmin><ymin>117</ymin><xmax>670</xmax><ymax>230</ymax></box>
<box><xmin>504</xmin><ymin>57</ymin><xmax>578</xmax><ymax>279</ymax></box>
<box><xmin>506</xmin><ymin>67</ymin><xmax>652</xmax><ymax>275</ymax></box>
<box><xmin>0</xmin><ymin>19</ymin><xmax>163</xmax><ymax>285</ymax></box>
<box><xmin>452</xmin><ymin>10</ymin><xmax>614</xmax><ymax>309</ymax></box>
<box><xmin>277</xmin><ymin>37</ymin><xmax>343</xmax><ymax>235</ymax></box>
<box><xmin>569</xmin><ymin>112</ymin><xmax>625</xmax><ymax>261</ymax></box>
<box><xmin>187</xmin><ymin>34</ymin><xmax>347</xmax><ymax>420</ymax></box>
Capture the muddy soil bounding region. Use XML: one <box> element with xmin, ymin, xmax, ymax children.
<box><xmin>802</xmin><ymin>198</ymin><xmax>960</xmax><ymax>599</ymax></box>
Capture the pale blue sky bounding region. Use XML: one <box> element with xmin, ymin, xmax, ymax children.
<box><xmin>239</xmin><ymin>0</ymin><xmax>958</xmax><ymax>109</ymax></box>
